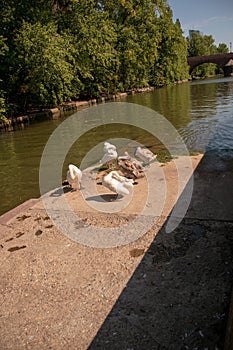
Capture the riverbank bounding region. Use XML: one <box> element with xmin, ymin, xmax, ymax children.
<box><xmin>0</xmin><ymin>88</ymin><xmax>154</xmax><ymax>132</ymax></box>
<box><xmin>1</xmin><ymin>151</ymin><xmax>233</xmax><ymax>349</ymax></box>
<box><xmin>0</xmin><ymin>82</ymin><xmax>188</xmax><ymax>132</ymax></box>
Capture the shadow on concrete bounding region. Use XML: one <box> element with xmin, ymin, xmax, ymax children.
<box><xmin>49</xmin><ymin>186</ymin><xmax>71</xmax><ymax>197</ymax></box>
<box><xmin>86</xmin><ymin>194</ymin><xmax>123</xmax><ymax>202</ymax></box>
<box><xmin>88</xmin><ymin>150</ymin><xmax>233</xmax><ymax>349</ymax></box>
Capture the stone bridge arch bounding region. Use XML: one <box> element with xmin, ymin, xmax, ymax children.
<box><xmin>187</xmin><ymin>53</ymin><xmax>233</xmax><ymax>76</ymax></box>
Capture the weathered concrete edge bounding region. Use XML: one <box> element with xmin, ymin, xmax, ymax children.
<box><xmin>0</xmin><ymin>198</ymin><xmax>40</xmax><ymax>225</ymax></box>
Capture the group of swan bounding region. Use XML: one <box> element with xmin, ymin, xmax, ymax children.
<box><xmin>100</xmin><ymin>142</ymin><xmax>156</xmax><ymax>168</ymax></box>
<box><xmin>66</xmin><ymin>142</ymin><xmax>157</xmax><ymax>196</ymax></box>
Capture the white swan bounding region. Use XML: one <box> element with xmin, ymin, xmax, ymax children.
<box><xmin>118</xmin><ymin>151</ymin><xmax>131</xmax><ymax>161</ymax></box>
<box><xmin>102</xmin><ymin>171</ymin><xmax>134</xmax><ymax>196</ymax></box>
<box><xmin>103</xmin><ymin>142</ymin><xmax>116</xmax><ymax>153</ymax></box>
<box><xmin>66</xmin><ymin>164</ymin><xmax>82</xmax><ymax>190</ymax></box>
<box><xmin>99</xmin><ymin>149</ymin><xmax>118</xmax><ymax>168</ymax></box>
<box><xmin>134</xmin><ymin>146</ymin><xmax>157</xmax><ymax>164</ymax></box>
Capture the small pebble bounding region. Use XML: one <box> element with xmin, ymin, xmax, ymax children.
<box><xmin>35</xmin><ymin>230</ymin><xmax>43</xmax><ymax>236</ymax></box>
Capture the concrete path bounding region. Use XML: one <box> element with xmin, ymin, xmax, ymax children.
<box><xmin>0</xmin><ymin>151</ymin><xmax>233</xmax><ymax>349</ymax></box>
<box><xmin>88</xmin><ymin>150</ymin><xmax>233</xmax><ymax>350</ymax></box>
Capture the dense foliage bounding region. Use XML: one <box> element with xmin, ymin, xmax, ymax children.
<box><xmin>0</xmin><ymin>0</ymin><xmax>228</xmax><ymax>119</ymax></box>
<box><xmin>1</xmin><ymin>0</ymin><xmax>190</xmax><ymax>117</ymax></box>
<box><xmin>187</xmin><ymin>32</ymin><xmax>229</xmax><ymax>78</ymax></box>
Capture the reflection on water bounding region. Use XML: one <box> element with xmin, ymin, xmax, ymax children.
<box><xmin>0</xmin><ymin>76</ymin><xmax>233</xmax><ymax>215</ymax></box>
<box><xmin>179</xmin><ymin>77</ymin><xmax>233</xmax><ymax>151</ymax></box>
<box><xmin>124</xmin><ymin>83</ymin><xmax>192</xmax><ymax>129</ymax></box>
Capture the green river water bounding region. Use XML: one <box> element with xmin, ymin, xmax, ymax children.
<box><xmin>0</xmin><ymin>76</ymin><xmax>233</xmax><ymax>215</ymax></box>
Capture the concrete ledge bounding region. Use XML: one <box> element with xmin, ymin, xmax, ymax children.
<box><xmin>0</xmin><ymin>198</ymin><xmax>40</xmax><ymax>225</ymax></box>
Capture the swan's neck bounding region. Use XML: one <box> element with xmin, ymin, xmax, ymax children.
<box><xmin>69</xmin><ymin>165</ymin><xmax>76</xmax><ymax>180</ymax></box>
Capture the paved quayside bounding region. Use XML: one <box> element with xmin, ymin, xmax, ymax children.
<box><xmin>0</xmin><ymin>151</ymin><xmax>233</xmax><ymax>349</ymax></box>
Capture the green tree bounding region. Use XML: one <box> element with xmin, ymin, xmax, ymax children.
<box><xmin>10</xmin><ymin>22</ymin><xmax>80</xmax><ymax>109</ymax></box>
<box><xmin>151</xmin><ymin>9</ymin><xmax>189</xmax><ymax>86</ymax></box>
<box><xmin>98</xmin><ymin>0</ymin><xmax>161</xmax><ymax>90</ymax></box>
<box><xmin>187</xmin><ymin>32</ymin><xmax>219</xmax><ymax>77</ymax></box>
<box><xmin>0</xmin><ymin>36</ymin><xmax>9</xmax><ymax>120</ymax></box>
<box><xmin>0</xmin><ymin>0</ymin><xmax>193</xmax><ymax>116</ymax></box>
<box><xmin>217</xmin><ymin>43</ymin><xmax>229</xmax><ymax>53</ymax></box>
<box><xmin>188</xmin><ymin>32</ymin><xmax>217</xmax><ymax>56</ymax></box>
<box><xmin>0</xmin><ymin>0</ymin><xmax>57</xmax><ymax>114</ymax></box>
<box><xmin>116</xmin><ymin>1</ymin><xmax>160</xmax><ymax>89</ymax></box>
<box><xmin>98</xmin><ymin>0</ymin><xmax>189</xmax><ymax>89</ymax></box>
<box><xmin>55</xmin><ymin>0</ymin><xmax>119</xmax><ymax>98</ymax></box>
